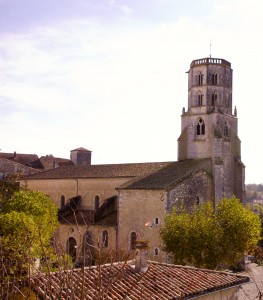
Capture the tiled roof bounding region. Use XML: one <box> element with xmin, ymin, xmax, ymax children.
<box><xmin>31</xmin><ymin>261</ymin><xmax>249</xmax><ymax>300</ymax></box>
<box><xmin>0</xmin><ymin>152</ymin><xmax>42</xmax><ymax>168</ymax></box>
<box><xmin>118</xmin><ymin>158</ymin><xmax>212</xmax><ymax>190</ymax></box>
<box><xmin>0</xmin><ymin>158</ymin><xmax>42</xmax><ymax>176</ymax></box>
<box><xmin>22</xmin><ymin>162</ymin><xmax>173</xmax><ymax>180</ymax></box>
<box><xmin>39</xmin><ymin>156</ymin><xmax>73</xmax><ymax>170</ymax></box>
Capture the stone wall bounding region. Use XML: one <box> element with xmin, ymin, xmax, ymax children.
<box><xmin>118</xmin><ymin>189</ymin><xmax>167</xmax><ymax>262</ymax></box>
<box><xmin>167</xmin><ymin>170</ymin><xmax>213</xmax><ymax>211</ymax></box>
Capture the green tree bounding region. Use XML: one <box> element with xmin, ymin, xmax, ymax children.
<box><xmin>0</xmin><ymin>190</ymin><xmax>59</xmax><ymax>276</ymax></box>
<box><xmin>160</xmin><ymin>196</ymin><xmax>261</xmax><ymax>269</ymax></box>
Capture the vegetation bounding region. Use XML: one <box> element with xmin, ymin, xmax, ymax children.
<box><xmin>160</xmin><ymin>196</ymin><xmax>261</xmax><ymax>269</ymax></box>
<box><xmin>0</xmin><ymin>190</ymin><xmax>59</xmax><ymax>277</ymax></box>
<box><xmin>0</xmin><ymin>176</ymin><xmax>20</xmax><ymax>203</ymax></box>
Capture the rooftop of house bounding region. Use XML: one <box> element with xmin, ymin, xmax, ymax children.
<box><xmin>30</xmin><ymin>261</ymin><xmax>249</xmax><ymax>300</ymax></box>
<box><xmin>0</xmin><ymin>152</ymin><xmax>42</xmax><ymax>168</ymax></box>
<box><xmin>0</xmin><ymin>151</ymin><xmax>73</xmax><ymax>172</ymax></box>
<box><xmin>0</xmin><ymin>157</ymin><xmax>42</xmax><ymax>177</ymax></box>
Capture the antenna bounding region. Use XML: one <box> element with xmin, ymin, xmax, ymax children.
<box><xmin>209</xmin><ymin>39</ymin><xmax>212</xmax><ymax>58</ymax></box>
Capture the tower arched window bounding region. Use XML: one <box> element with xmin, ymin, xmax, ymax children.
<box><xmin>94</xmin><ymin>195</ymin><xmax>100</xmax><ymax>211</ymax></box>
<box><xmin>198</xmin><ymin>93</ymin><xmax>203</xmax><ymax>106</ymax></box>
<box><xmin>102</xmin><ymin>230</ymin><xmax>108</xmax><ymax>248</ymax></box>
<box><xmin>212</xmin><ymin>73</ymin><xmax>218</xmax><ymax>85</ymax></box>
<box><xmin>197</xmin><ymin>119</ymin><xmax>205</xmax><ymax>136</ymax></box>
<box><xmin>130</xmin><ymin>231</ymin><xmax>137</xmax><ymax>250</ymax></box>
<box><xmin>212</xmin><ymin>92</ymin><xmax>217</xmax><ymax>106</ymax></box>
<box><xmin>198</xmin><ymin>72</ymin><xmax>204</xmax><ymax>85</ymax></box>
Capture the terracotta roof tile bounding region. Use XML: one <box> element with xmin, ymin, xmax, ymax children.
<box><xmin>31</xmin><ymin>261</ymin><xmax>249</xmax><ymax>300</ymax></box>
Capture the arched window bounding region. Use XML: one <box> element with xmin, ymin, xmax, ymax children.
<box><xmin>212</xmin><ymin>92</ymin><xmax>217</xmax><ymax>106</ymax></box>
<box><xmin>60</xmin><ymin>195</ymin><xmax>65</xmax><ymax>209</ymax></box>
<box><xmin>195</xmin><ymin>196</ymin><xmax>200</xmax><ymax>205</ymax></box>
<box><xmin>197</xmin><ymin>119</ymin><xmax>205</xmax><ymax>136</ymax></box>
<box><xmin>197</xmin><ymin>93</ymin><xmax>203</xmax><ymax>106</ymax></box>
<box><xmin>198</xmin><ymin>72</ymin><xmax>204</xmax><ymax>85</ymax></box>
<box><xmin>212</xmin><ymin>73</ymin><xmax>218</xmax><ymax>85</ymax></box>
<box><xmin>102</xmin><ymin>230</ymin><xmax>108</xmax><ymax>248</ymax></box>
<box><xmin>153</xmin><ymin>217</ymin><xmax>160</xmax><ymax>225</ymax></box>
<box><xmin>94</xmin><ymin>195</ymin><xmax>100</xmax><ymax>211</ymax></box>
<box><xmin>154</xmin><ymin>247</ymin><xmax>160</xmax><ymax>256</ymax></box>
<box><xmin>130</xmin><ymin>232</ymin><xmax>137</xmax><ymax>250</ymax></box>
<box><xmin>67</xmin><ymin>237</ymin><xmax>77</xmax><ymax>262</ymax></box>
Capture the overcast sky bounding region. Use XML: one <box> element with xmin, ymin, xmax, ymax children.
<box><xmin>0</xmin><ymin>0</ymin><xmax>262</xmax><ymax>184</ymax></box>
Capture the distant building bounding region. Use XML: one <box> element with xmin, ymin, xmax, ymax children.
<box><xmin>20</xmin><ymin>57</ymin><xmax>245</xmax><ymax>264</ymax></box>
<box><xmin>252</xmin><ymin>195</ymin><xmax>263</xmax><ymax>205</ymax></box>
<box><xmin>0</xmin><ymin>150</ymin><xmax>74</xmax><ymax>178</ymax></box>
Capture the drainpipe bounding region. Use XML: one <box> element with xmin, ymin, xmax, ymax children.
<box><xmin>75</xmin><ymin>179</ymin><xmax>79</xmax><ymax>196</ymax></box>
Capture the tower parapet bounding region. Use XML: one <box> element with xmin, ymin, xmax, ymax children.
<box><xmin>190</xmin><ymin>57</ymin><xmax>231</xmax><ymax>68</ymax></box>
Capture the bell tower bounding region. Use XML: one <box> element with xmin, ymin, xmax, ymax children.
<box><xmin>178</xmin><ymin>57</ymin><xmax>245</xmax><ymax>202</ymax></box>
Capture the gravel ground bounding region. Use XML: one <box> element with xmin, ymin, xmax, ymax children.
<box><xmin>239</xmin><ymin>263</ymin><xmax>263</xmax><ymax>299</ymax></box>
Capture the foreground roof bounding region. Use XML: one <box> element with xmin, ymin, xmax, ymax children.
<box><xmin>31</xmin><ymin>261</ymin><xmax>249</xmax><ymax>300</ymax></box>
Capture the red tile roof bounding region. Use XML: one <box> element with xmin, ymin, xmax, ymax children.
<box><xmin>31</xmin><ymin>261</ymin><xmax>249</xmax><ymax>299</ymax></box>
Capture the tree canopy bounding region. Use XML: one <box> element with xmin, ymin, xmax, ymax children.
<box><xmin>0</xmin><ymin>190</ymin><xmax>59</xmax><ymax>276</ymax></box>
<box><xmin>160</xmin><ymin>196</ymin><xmax>261</xmax><ymax>269</ymax></box>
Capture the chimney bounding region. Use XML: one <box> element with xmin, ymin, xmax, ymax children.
<box><xmin>13</xmin><ymin>151</ymin><xmax>16</xmax><ymax>159</ymax></box>
<box><xmin>135</xmin><ymin>240</ymin><xmax>149</xmax><ymax>273</ymax></box>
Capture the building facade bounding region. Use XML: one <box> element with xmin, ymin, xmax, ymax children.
<box><xmin>20</xmin><ymin>57</ymin><xmax>245</xmax><ymax>265</ymax></box>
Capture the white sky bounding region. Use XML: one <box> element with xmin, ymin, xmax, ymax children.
<box><xmin>0</xmin><ymin>0</ymin><xmax>262</xmax><ymax>184</ymax></box>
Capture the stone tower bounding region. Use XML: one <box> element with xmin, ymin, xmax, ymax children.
<box><xmin>178</xmin><ymin>57</ymin><xmax>245</xmax><ymax>202</ymax></box>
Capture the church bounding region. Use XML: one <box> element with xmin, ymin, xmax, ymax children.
<box><xmin>20</xmin><ymin>57</ymin><xmax>245</xmax><ymax>265</ymax></box>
